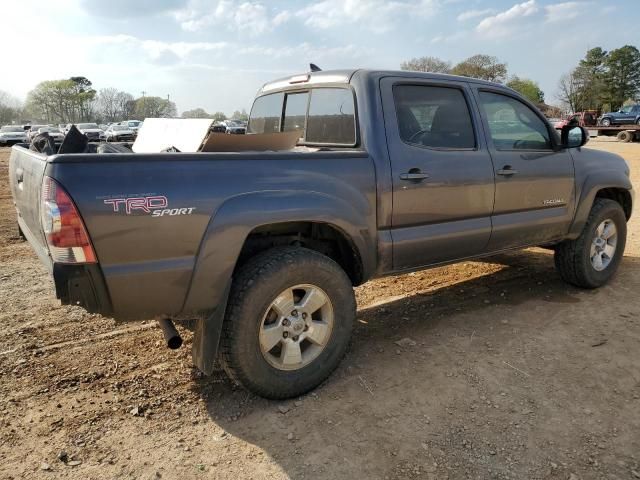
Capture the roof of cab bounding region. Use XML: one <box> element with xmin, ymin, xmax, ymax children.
<box><xmin>258</xmin><ymin>68</ymin><xmax>508</xmax><ymax>95</ymax></box>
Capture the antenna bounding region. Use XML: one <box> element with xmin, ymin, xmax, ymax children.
<box><xmin>309</xmin><ymin>63</ymin><xmax>322</xmax><ymax>72</ymax></box>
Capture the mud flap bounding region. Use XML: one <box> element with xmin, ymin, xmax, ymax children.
<box><xmin>191</xmin><ymin>282</ymin><xmax>231</xmax><ymax>375</ymax></box>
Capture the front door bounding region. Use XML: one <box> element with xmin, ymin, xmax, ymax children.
<box><xmin>472</xmin><ymin>88</ymin><xmax>575</xmax><ymax>251</ymax></box>
<box><xmin>381</xmin><ymin>78</ymin><xmax>496</xmax><ymax>270</ymax></box>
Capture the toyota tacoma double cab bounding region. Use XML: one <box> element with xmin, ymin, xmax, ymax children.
<box><xmin>9</xmin><ymin>69</ymin><xmax>634</xmax><ymax>399</ymax></box>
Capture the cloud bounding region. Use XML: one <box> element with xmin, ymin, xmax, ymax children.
<box><xmin>544</xmin><ymin>2</ymin><xmax>585</xmax><ymax>22</ymax></box>
<box><xmin>457</xmin><ymin>8</ymin><xmax>495</xmax><ymax>22</ymax></box>
<box><xmin>80</xmin><ymin>0</ymin><xmax>187</xmax><ymax>17</ymax></box>
<box><xmin>476</xmin><ymin>0</ymin><xmax>538</xmax><ymax>37</ymax></box>
<box><xmin>295</xmin><ymin>0</ymin><xmax>439</xmax><ymax>33</ymax></box>
<box><xmin>173</xmin><ymin>0</ymin><xmax>283</xmax><ymax>35</ymax></box>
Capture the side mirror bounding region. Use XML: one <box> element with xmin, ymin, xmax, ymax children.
<box><xmin>560</xmin><ymin>125</ymin><xmax>588</xmax><ymax>149</ymax></box>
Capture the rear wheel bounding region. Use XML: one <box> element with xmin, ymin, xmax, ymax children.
<box><xmin>554</xmin><ymin>199</ymin><xmax>626</xmax><ymax>288</ymax></box>
<box><xmin>617</xmin><ymin>131</ymin><xmax>633</xmax><ymax>143</ymax></box>
<box><xmin>219</xmin><ymin>247</ymin><xmax>355</xmax><ymax>399</ymax></box>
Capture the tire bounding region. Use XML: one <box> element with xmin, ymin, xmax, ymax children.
<box><xmin>600</xmin><ymin>118</ymin><xmax>612</xmax><ymax>127</ymax></box>
<box><xmin>617</xmin><ymin>131</ymin><xmax>633</xmax><ymax>143</ymax></box>
<box><xmin>219</xmin><ymin>246</ymin><xmax>356</xmax><ymax>399</ymax></box>
<box><xmin>554</xmin><ymin>198</ymin><xmax>626</xmax><ymax>289</ymax></box>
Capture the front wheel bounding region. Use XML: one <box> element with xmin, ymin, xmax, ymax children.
<box><xmin>554</xmin><ymin>199</ymin><xmax>626</xmax><ymax>288</ymax></box>
<box><xmin>219</xmin><ymin>247</ymin><xmax>356</xmax><ymax>399</ymax></box>
<box><xmin>600</xmin><ymin>118</ymin><xmax>612</xmax><ymax>127</ymax></box>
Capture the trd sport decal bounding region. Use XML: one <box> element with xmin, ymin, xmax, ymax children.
<box><xmin>102</xmin><ymin>195</ymin><xmax>195</xmax><ymax>217</ymax></box>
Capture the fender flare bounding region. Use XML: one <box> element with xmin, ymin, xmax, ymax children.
<box><xmin>568</xmin><ymin>170</ymin><xmax>632</xmax><ymax>238</ymax></box>
<box><xmin>185</xmin><ymin>190</ymin><xmax>374</xmax><ymax>374</ymax></box>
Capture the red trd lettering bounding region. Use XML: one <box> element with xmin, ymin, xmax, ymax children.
<box><xmin>103</xmin><ymin>198</ymin><xmax>126</xmax><ymax>212</ymax></box>
<box><xmin>125</xmin><ymin>197</ymin><xmax>150</xmax><ymax>214</ymax></box>
<box><xmin>147</xmin><ymin>196</ymin><xmax>168</xmax><ymax>209</ymax></box>
<box><xmin>105</xmin><ymin>195</ymin><xmax>170</xmax><ymax>214</ymax></box>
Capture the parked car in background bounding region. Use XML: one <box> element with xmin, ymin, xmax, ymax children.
<box><xmin>76</xmin><ymin>123</ymin><xmax>105</xmax><ymax>142</ymax></box>
<box><xmin>118</xmin><ymin>120</ymin><xmax>143</xmax><ymax>133</ymax></box>
<box><xmin>599</xmin><ymin>104</ymin><xmax>640</xmax><ymax>126</ymax></box>
<box><xmin>554</xmin><ymin>111</ymin><xmax>598</xmax><ymax>129</ymax></box>
<box><xmin>104</xmin><ymin>125</ymin><xmax>135</xmax><ymax>142</ymax></box>
<box><xmin>0</xmin><ymin>125</ymin><xmax>28</xmax><ymax>145</ymax></box>
<box><xmin>27</xmin><ymin>125</ymin><xmax>47</xmax><ymax>141</ymax></box>
<box><xmin>223</xmin><ymin>120</ymin><xmax>246</xmax><ymax>134</ymax></box>
<box><xmin>210</xmin><ymin>122</ymin><xmax>227</xmax><ymax>133</ymax></box>
<box><xmin>38</xmin><ymin>126</ymin><xmax>65</xmax><ymax>143</ymax></box>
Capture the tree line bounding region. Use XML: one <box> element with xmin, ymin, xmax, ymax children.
<box><xmin>18</xmin><ymin>77</ymin><xmax>178</xmax><ymax>124</ymax></box>
<box><xmin>557</xmin><ymin>45</ymin><xmax>640</xmax><ymax>113</ymax></box>
<box><xmin>402</xmin><ymin>46</ymin><xmax>640</xmax><ymax>114</ymax></box>
<box><xmin>0</xmin><ymin>75</ymin><xmax>249</xmax><ymax>125</ymax></box>
<box><xmin>401</xmin><ymin>54</ymin><xmax>544</xmax><ymax>104</ymax></box>
<box><xmin>181</xmin><ymin>107</ymin><xmax>248</xmax><ymax>122</ymax></box>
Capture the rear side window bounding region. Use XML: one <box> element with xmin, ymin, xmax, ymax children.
<box><xmin>305</xmin><ymin>89</ymin><xmax>356</xmax><ymax>145</ymax></box>
<box><xmin>247</xmin><ymin>92</ymin><xmax>284</xmax><ymax>134</ymax></box>
<box><xmin>479</xmin><ymin>91</ymin><xmax>551</xmax><ymax>150</ymax></box>
<box><xmin>283</xmin><ymin>92</ymin><xmax>309</xmax><ymax>133</ymax></box>
<box><xmin>393</xmin><ymin>85</ymin><xmax>475</xmax><ymax>149</ymax></box>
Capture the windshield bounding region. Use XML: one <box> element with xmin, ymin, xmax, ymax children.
<box><xmin>78</xmin><ymin>123</ymin><xmax>99</xmax><ymax>129</ymax></box>
<box><xmin>39</xmin><ymin>127</ymin><xmax>61</xmax><ymax>133</ymax></box>
<box><xmin>620</xmin><ymin>106</ymin><xmax>632</xmax><ymax>114</ymax></box>
<box><xmin>1</xmin><ymin>126</ymin><xmax>23</xmax><ymax>132</ymax></box>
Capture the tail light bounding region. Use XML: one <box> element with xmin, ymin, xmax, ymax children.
<box><xmin>41</xmin><ymin>176</ymin><xmax>97</xmax><ymax>264</ymax></box>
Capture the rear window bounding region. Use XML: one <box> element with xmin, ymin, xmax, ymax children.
<box><xmin>248</xmin><ymin>88</ymin><xmax>356</xmax><ymax>145</ymax></box>
<box><xmin>283</xmin><ymin>92</ymin><xmax>308</xmax><ymax>133</ymax></box>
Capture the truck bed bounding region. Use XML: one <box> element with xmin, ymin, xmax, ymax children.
<box><xmin>9</xmin><ymin>146</ymin><xmax>377</xmax><ymax>320</ymax></box>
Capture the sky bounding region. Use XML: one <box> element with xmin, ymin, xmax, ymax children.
<box><xmin>1</xmin><ymin>0</ymin><xmax>638</xmax><ymax>116</ymax></box>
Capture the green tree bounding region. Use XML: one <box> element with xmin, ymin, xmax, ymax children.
<box><xmin>231</xmin><ymin>109</ymin><xmax>248</xmax><ymax>121</ymax></box>
<box><xmin>400</xmin><ymin>56</ymin><xmax>451</xmax><ymax>73</ymax></box>
<box><xmin>451</xmin><ymin>54</ymin><xmax>507</xmax><ymax>83</ymax></box>
<box><xmin>69</xmin><ymin>76</ymin><xmax>96</xmax><ymax>122</ymax></box>
<box><xmin>506</xmin><ymin>77</ymin><xmax>544</xmax><ymax>103</ymax></box>
<box><xmin>212</xmin><ymin>111</ymin><xmax>227</xmax><ymax>122</ymax></box>
<box><xmin>181</xmin><ymin>108</ymin><xmax>211</xmax><ymax>118</ymax></box>
<box><xmin>0</xmin><ymin>90</ymin><xmax>22</xmax><ymax>124</ymax></box>
<box><xmin>603</xmin><ymin>45</ymin><xmax>640</xmax><ymax>109</ymax></box>
<box><xmin>134</xmin><ymin>96</ymin><xmax>177</xmax><ymax>119</ymax></box>
<box><xmin>575</xmin><ymin>47</ymin><xmax>607</xmax><ymax>109</ymax></box>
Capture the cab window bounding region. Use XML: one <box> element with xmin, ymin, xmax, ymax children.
<box><xmin>393</xmin><ymin>85</ymin><xmax>475</xmax><ymax>149</ymax></box>
<box><xmin>479</xmin><ymin>91</ymin><xmax>552</xmax><ymax>150</ymax></box>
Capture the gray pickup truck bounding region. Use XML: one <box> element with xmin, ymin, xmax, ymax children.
<box><xmin>9</xmin><ymin>69</ymin><xmax>634</xmax><ymax>399</ymax></box>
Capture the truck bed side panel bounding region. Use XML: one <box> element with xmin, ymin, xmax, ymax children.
<box><xmin>9</xmin><ymin>147</ymin><xmax>49</xmax><ymax>267</ymax></box>
<box><xmin>46</xmin><ymin>151</ymin><xmax>376</xmax><ymax>320</ymax></box>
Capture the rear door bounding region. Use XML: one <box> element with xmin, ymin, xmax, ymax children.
<box><xmin>381</xmin><ymin>77</ymin><xmax>496</xmax><ymax>270</ymax></box>
<box><xmin>472</xmin><ymin>87</ymin><xmax>575</xmax><ymax>250</ymax></box>
<box><xmin>8</xmin><ymin>147</ymin><xmax>50</xmax><ymax>265</ymax></box>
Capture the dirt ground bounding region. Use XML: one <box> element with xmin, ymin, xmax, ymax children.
<box><xmin>0</xmin><ymin>138</ymin><xmax>639</xmax><ymax>480</ymax></box>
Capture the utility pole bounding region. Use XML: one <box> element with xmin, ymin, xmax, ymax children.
<box><xmin>141</xmin><ymin>90</ymin><xmax>146</xmax><ymax>118</ymax></box>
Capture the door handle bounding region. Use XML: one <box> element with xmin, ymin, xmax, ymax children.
<box><xmin>496</xmin><ymin>166</ymin><xmax>518</xmax><ymax>176</ymax></box>
<box><xmin>400</xmin><ymin>171</ymin><xmax>430</xmax><ymax>181</ymax></box>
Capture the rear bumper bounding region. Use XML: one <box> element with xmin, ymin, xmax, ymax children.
<box><xmin>53</xmin><ymin>263</ymin><xmax>113</xmax><ymax>316</ymax></box>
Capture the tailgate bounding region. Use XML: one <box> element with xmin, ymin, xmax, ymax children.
<box><xmin>9</xmin><ymin>146</ymin><xmax>50</xmax><ymax>266</ymax></box>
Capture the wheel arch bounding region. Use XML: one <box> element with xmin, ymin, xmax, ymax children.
<box><xmin>182</xmin><ymin>190</ymin><xmax>375</xmax><ymax>315</ymax></box>
<box><xmin>569</xmin><ymin>173</ymin><xmax>633</xmax><ymax>238</ymax></box>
